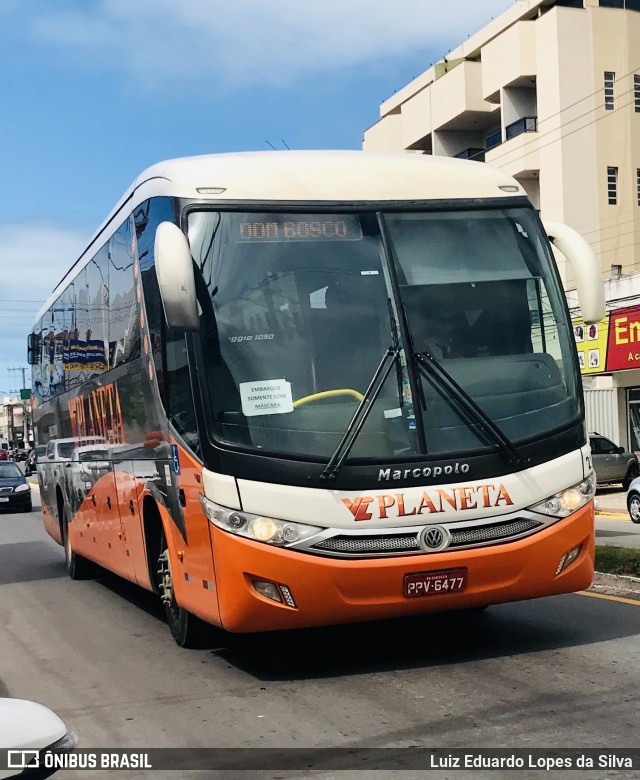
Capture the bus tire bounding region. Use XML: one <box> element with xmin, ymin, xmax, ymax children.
<box><xmin>62</xmin><ymin>507</ymin><xmax>94</xmax><ymax>580</ymax></box>
<box><xmin>157</xmin><ymin>528</ymin><xmax>208</xmax><ymax>648</ymax></box>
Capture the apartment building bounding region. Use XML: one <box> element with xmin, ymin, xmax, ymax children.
<box><xmin>0</xmin><ymin>397</ymin><xmax>24</xmax><ymax>446</ymax></box>
<box><xmin>364</xmin><ymin>0</ymin><xmax>640</xmax><ymax>451</ymax></box>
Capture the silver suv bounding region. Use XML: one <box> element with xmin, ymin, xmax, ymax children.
<box><xmin>589</xmin><ymin>433</ymin><xmax>639</xmax><ymax>489</ymax></box>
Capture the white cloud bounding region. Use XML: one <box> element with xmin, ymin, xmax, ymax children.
<box><xmin>0</xmin><ymin>222</ymin><xmax>87</xmax><ymax>308</ymax></box>
<box><xmin>30</xmin><ymin>0</ymin><xmax>516</xmax><ymax>88</ymax></box>
<box><xmin>0</xmin><ymin>223</ymin><xmax>87</xmax><ymax>381</ymax></box>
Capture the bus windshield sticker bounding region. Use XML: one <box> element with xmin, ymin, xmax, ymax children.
<box><xmin>239</xmin><ymin>379</ymin><xmax>294</xmax><ymax>417</ymax></box>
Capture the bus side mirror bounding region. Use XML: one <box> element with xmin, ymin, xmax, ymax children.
<box><xmin>543</xmin><ymin>220</ymin><xmax>605</xmax><ymax>325</ymax></box>
<box><xmin>154</xmin><ymin>222</ymin><xmax>199</xmax><ymax>332</ymax></box>
<box><xmin>27</xmin><ymin>333</ymin><xmax>41</xmax><ymax>365</ymax></box>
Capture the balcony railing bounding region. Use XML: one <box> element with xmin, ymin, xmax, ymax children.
<box><xmin>485</xmin><ymin>129</ymin><xmax>502</xmax><ymax>150</ymax></box>
<box><xmin>454</xmin><ymin>148</ymin><xmax>486</xmax><ymax>162</ymax></box>
<box><xmin>505</xmin><ymin>116</ymin><xmax>538</xmax><ymax>141</ymax></box>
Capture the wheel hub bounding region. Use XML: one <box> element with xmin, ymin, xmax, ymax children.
<box><xmin>157</xmin><ymin>550</ymin><xmax>173</xmax><ymax>606</ymax></box>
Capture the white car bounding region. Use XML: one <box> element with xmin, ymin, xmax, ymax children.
<box><xmin>626</xmin><ymin>476</ymin><xmax>640</xmax><ymax>524</ymax></box>
<box><xmin>0</xmin><ymin>698</ymin><xmax>76</xmax><ymax>778</ymax></box>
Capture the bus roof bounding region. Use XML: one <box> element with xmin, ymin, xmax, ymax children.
<box><xmin>36</xmin><ymin>151</ymin><xmax>525</xmax><ymax>322</ymax></box>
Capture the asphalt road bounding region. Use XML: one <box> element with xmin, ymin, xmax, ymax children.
<box><xmin>1</xmin><ymin>490</ymin><xmax>640</xmax><ymax>780</ymax></box>
<box><xmin>596</xmin><ymin>516</ymin><xmax>640</xmax><ymax>548</ymax></box>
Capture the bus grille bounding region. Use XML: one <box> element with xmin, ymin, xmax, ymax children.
<box><xmin>309</xmin><ymin>516</ymin><xmax>544</xmax><ymax>557</ymax></box>
<box><xmin>449</xmin><ymin>517</ymin><xmax>542</xmax><ymax>546</ymax></box>
<box><xmin>313</xmin><ymin>534</ymin><xmax>420</xmax><ymax>554</ymax></box>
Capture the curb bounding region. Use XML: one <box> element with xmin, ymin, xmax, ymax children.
<box><xmin>595</xmin><ymin>511</ymin><xmax>629</xmax><ymax>520</ymax></box>
<box><xmin>589</xmin><ymin>571</ymin><xmax>640</xmax><ymax>601</ymax></box>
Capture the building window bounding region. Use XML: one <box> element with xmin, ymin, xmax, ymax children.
<box><xmin>604</xmin><ymin>72</ymin><xmax>615</xmax><ymax>110</ymax></box>
<box><xmin>637</xmin><ymin>168</ymin><xmax>640</xmax><ymax>206</ymax></box>
<box><xmin>607</xmin><ymin>166</ymin><xmax>618</xmax><ymax>205</ymax></box>
<box><xmin>635</xmin><ymin>74</ymin><xmax>640</xmax><ymax>112</ymax></box>
<box><xmin>599</xmin><ymin>0</ymin><xmax>640</xmax><ymax>9</ymax></box>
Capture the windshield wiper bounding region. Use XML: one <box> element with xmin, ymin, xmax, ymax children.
<box><xmin>414</xmin><ymin>351</ymin><xmax>523</xmax><ymax>467</ymax></box>
<box><xmin>320</xmin><ymin>347</ymin><xmax>401</xmax><ymax>481</ymax></box>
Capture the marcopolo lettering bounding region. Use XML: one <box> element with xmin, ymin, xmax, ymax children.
<box><xmin>378</xmin><ymin>463</ymin><xmax>469</xmax><ymax>482</ymax></box>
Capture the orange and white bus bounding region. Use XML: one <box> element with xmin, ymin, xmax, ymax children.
<box><xmin>29</xmin><ymin>151</ymin><xmax>604</xmax><ymax>646</ymax></box>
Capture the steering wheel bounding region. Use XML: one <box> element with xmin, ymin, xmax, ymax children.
<box><xmin>293</xmin><ymin>389</ymin><xmax>364</xmax><ymax>408</ymax></box>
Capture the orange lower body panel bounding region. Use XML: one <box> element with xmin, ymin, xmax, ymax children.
<box><xmin>211</xmin><ymin>503</ymin><xmax>595</xmax><ymax>633</ymax></box>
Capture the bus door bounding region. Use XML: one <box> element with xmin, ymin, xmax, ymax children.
<box><xmin>113</xmin><ymin>458</ymin><xmax>150</xmax><ymax>588</ymax></box>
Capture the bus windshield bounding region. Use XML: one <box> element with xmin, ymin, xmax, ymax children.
<box><xmin>187</xmin><ymin>207</ymin><xmax>579</xmax><ymax>461</ymax></box>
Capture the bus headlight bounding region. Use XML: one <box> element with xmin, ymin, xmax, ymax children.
<box><xmin>199</xmin><ymin>495</ymin><xmax>322</xmax><ymax>546</ymax></box>
<box><xmin>528</xmin><ymin>471</ymin><xmax>596</xmax><ymax>518</ymax></box>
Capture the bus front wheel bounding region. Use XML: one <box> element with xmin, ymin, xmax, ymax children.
<box><xmin>157</xmin><ymin>530</ymin><xmax>207</xmax><ymax>648</ymax></box>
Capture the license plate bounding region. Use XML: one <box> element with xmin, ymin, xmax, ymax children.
<box><xmin>404</xmin><ymin>568</ymin><xmax>468</xmax><ymax>598</ymax></box>
<box><xmin>0</xmin><ymin>497</ymin><xmax>9</xmax><ymax>503</ymax></box>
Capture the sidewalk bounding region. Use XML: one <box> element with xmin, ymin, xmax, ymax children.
<box><xmin>595</xmin><ymin>487</ymin><xmax>628</xmax><ymax>519</ymax></box>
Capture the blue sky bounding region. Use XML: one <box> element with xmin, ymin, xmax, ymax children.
<box><xmin>0</xmin><ymin>0</ymin><xmax>513</xmax><ymax>395</ymax></box>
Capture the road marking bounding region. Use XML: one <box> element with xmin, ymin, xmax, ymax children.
<box><xmin>578</xmin><ymin>590</ymin><xmax>640</xmax><ymax>606</ymax></box>
<box><xmin>595</xmin><ymin>512</ymin><xmax>630</xmax><ymax>521</ymax></box>
<box><xmin>28</xmin><ymin>481</ymin><xmax>40</xmax><ymax>493</ymax></box>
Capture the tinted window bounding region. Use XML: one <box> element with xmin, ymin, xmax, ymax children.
<box><xmin>135</xmin><ymin>197</ymin><xmax>176</xmax><ymax>404</ymax></box>
<box><xmin>591</xmin><ymin>437</ymin><xmax>617</xmax><ymax>455</ymax></box>
<box><xmin>86</xmin><ymin>245</ymin><xmax>110</xmax><ymax>378</ymax></box>
<box><xmin>42</xmin><ymin>294</ymin><xmax>65</xmax><ymax>399</ymax></box>
<box><xmin>64</xmin><ymin>266</ymin><xmax>87</xmax><ymax>390</ymax></box>
<box><xmin>109</xmin><ymin>218</ymin><xmax>138</xmax><ymax>367</ymax></box>
<box><xmin>165</xmin><ymin>327</ymin><xmax>200</xmax><ymax>456</ymax></box>
<box><xmin>31</xmin><ymin>317</ymin><xmax>44</xmax><ymax>403</ymax></box>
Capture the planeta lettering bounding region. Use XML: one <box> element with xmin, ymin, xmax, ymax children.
<box><xmin>342</xmin><ymin>483</ymin><xmax>514</xmax><ymax>521</ymax></box>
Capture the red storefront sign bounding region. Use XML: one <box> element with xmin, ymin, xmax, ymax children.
<box><xmin>606</xmin><ymin>304</ymin><xmax>640</xmax><ymax>371</ymax></box>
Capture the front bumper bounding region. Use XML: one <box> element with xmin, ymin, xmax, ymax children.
<box><xmin>0</xmin><ymin>490</ymin><xmax>32</xmax><ymax>510</ymax></box>
<box><xmin>210</xmin><ymin>502</ymin><xmax>595</xmax><ymax>633</ymax></box>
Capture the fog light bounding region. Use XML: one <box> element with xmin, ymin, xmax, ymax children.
<box><xmin>252</xmin><ymin>579</ymin><xmax>282</xmax><ymax>603</ymax></box>
<box><xmin>279</xmin><ymin>585</ymin><xmax>296</xmax><ymax>608</ymax></box>
<box><xmin>555</xmin><ymin>544</ymin><xmax>582</xmax><ymax>576</ymax></box>
<box><xmin>555</xmin><ymin>554</ymin><xmax>568</xmax><ymax>576</ymax></box>
<box><xmin>565</xmin><ymin>544</ymin><xmax>582</xmax><ymax>567</ymax></box>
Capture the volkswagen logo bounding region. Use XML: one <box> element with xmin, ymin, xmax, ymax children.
<box><xmin>418</xmin><ymin>525</ymin><xmax>451</xmax><ymax>552</ymax></box>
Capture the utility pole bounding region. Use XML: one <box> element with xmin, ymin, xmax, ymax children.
<box><xmin>8</xmin><ymin>367</ymin><xmax>30</xmax><ymax>447</ymax></box>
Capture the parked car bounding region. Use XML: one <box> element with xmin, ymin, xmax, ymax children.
<box><xmin>589</xmin><ymin>433</ymin><xmax>639</xmax><ymax>489</ymax></box>
<box><xmin>0</xmin><ymin>460</ymin><xmax>32</xmax><ymax>511</ymax></box>
<box><xmin>0</xmin><ymin>449</ymin><xmax>9</xmax><ymax>461</ymax></box>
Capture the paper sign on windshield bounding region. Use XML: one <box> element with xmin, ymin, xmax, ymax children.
<box><xmin>240</xmin><ymin>379</ymin><xmax>294</xmax><ymax>417</ymax></box>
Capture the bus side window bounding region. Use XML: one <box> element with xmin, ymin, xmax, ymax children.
<box><xmin>165</xmin><ymin>326</ymin><xmax>201</xmax><ymax>457</ymax></box>
<box><xmin>109</xmin><ymin>218</ymin><xmax>139</xmax><ymax>368</ymax></box>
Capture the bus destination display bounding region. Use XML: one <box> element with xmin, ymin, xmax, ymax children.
<box><xmin>237</xmin><ymin>215</ymin><xmax>362</xmax><ymax>243</ymax></box>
